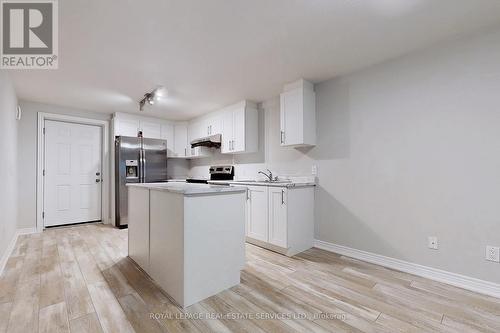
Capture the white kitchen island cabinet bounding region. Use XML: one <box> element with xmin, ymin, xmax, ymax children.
<box><xmin>127</xmin><ymin>183</ymin><xmax>246</xmax><ymax>308</ymax></box>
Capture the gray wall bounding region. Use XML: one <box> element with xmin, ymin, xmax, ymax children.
<box><xmin>190</xmin><ymin>28</ymin><xmax>500</xmax><ymax>284</ymax></box>
<box><xmin>314</xmin><ymin>29</ymin><xmax>500</xmax><ymax>283</ymax></box>
<box><xmin>0</xmin><ymin>72</ymin><xmax>19</xmax><ymax>260</ymax></box>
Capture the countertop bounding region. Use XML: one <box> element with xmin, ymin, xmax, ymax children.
<box><xmin>127</xmin><ymin>182</ymin><xmax>247</xmax><ymax>196</ymax></box>
<box><xmin>207</xmin><ymin>180</ymin><xmax>316</xmax><ymax>188</ymax></box>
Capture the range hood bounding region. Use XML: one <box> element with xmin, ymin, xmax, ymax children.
<box><xmin>190</xmin><ymin>133</ymin><xmax>222</xmax><ymax>148</ymax></box>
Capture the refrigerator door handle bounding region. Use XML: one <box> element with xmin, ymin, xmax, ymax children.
<box><xmin>143</xmin><ymin>150</ymin><xmax>147</xmax><ymax>182</ymax></box>
<box><xmin>139</xmin><ymin>149</ymin><xmax>144</xmax><ymax>182</ymax></box>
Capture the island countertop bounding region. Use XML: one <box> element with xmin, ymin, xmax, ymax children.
<box><xmin>127</xmin><ymin>182</ymin><xmax>247</xmax><ymax>196</ymax></box>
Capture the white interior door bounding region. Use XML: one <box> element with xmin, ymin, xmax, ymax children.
<box><xmin>44</xmin><ymin>120</ymin><xmax>102</xmax><ymax>227</ymax></box>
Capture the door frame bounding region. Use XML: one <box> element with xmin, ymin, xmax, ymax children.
<box><xmin>36</xmin><ymin>112</ymin><xmax>110</xmax><ymax>232</ymax></box>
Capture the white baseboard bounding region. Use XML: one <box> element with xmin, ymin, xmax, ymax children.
<box><xmin>0</xmin><ymin>227</ymin><xmax>38</xmax><ymax>276</ymax></box>
<box><xmin>17</xmin><ymin>227</ymin><xmax>37</xmax><ymax>235</ymax></box>
<box><xmin>314</xmin><ymin>239</ymin><xmax>500</xmax><ymax>299</ymax></box>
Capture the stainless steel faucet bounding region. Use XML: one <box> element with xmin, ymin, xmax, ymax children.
<box><xmin>258</xmin><ymin>169</ymin><xmax>275</xmax><ymax>182</ymax></box>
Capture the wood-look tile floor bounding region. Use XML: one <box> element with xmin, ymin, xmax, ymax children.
<box><xmin>1</xmin><ymin>224</ymin><xmax>499</xmax><ymax>333</ymax></box>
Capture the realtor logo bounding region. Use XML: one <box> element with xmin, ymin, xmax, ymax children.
<box><xmin>1</xmin><ymin>0</ymin><xmax>58</xmax><ymax>69</ymax></box>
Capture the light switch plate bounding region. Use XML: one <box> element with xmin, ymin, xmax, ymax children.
<box><xmin>311</xmin><ymin>165</ymin><xmax>317</xmax><ymax>176</ymax></box>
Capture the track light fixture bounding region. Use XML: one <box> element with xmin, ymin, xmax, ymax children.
<box><xmin>139</xmin><ymin>86</ymin><xmax>167</xmax><ymax>111</ymax></box>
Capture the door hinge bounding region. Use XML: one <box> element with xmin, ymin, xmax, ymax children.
<box><xmin>43</xmin><ymin>127</ymin><xmax>46</xmax><ymax>135</ymax></box>
<box><xmin>43</xmin><ymin>169</ymin><xmax>45</xmax><ymax>176</ymax></box>
<box><xmin>42</xmin><ymin>212</ymin><xmax>45</xmax><ymax>219</ymax></box>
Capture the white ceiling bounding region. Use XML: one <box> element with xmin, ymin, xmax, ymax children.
<box><xmin>9</xmin><ymin>0</ymin><xmax>500</xmax><ymax>120</ymax></box>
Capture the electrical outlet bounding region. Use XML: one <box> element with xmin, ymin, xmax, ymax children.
<box><xmin>486</xmin><ymin>246</ymin><xmax>500</xmax><ymax>263</ymax></box>
<box><xmin>311</xmin><ymin>165</ymin><xmax>317</xmax><ymax>176</ymax></box>
<box><xmin>428</xmin><ymin>236</ymin><xmax>438</xmax><ymax>250</ymax></box>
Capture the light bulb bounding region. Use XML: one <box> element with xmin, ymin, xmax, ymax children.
<box><xmin>154</xmin><ymin>86</ymin><xmax>167</xmax><ymax>99</ymax></box>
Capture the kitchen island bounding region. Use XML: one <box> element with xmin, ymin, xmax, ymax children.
<box><xmin>127</xmin><ymin>182</ymin><xmax>247</xmax><ymax>308</ymax></box>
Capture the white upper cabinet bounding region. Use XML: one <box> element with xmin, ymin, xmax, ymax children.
<box><xmin>140</xmin><ymin>121</ymin><xmax>162</xmax><ymax>139</ymax></box>
<box><xmin>114</xmin><ymin>114</ymin><xmax>166</xmax><ymax>140</ymax></box>
<box><xmin>207</xmin><ymin>115</ymin><xmax>222</xmax><ymax>135</ymax></box>
<box><xmin>200</xmin><ymin>115</ymin><xmax>223</xmax><ymax>137</ymax></box>
<box><xmin>186</xmin><ymin>120</ymin><xmax>211</xmax><ymax>158</ymax></box>
<box><xmin>113</xmin><ymin>99</ymin><xmax>257</xmax><ymax>159</ymax></box>
<box><xmin>280</xmin><ymin>79</ymin><xmax>316</xmax><ymax>147</ymax></box>
<box><xmin>174</xmin><ymin>122</ymin><xmax>188</xmax><ymax>157</ymax></box>
<box><xmin>221</xmin><ymin>110</ymin><xmax>233</xmax><ymax>153</ymax></box>
<box><xmin>188</xmin><ymin>114</ymin><xmax>223</xmax><ymax>139</ymax></box>
<box><xmin>188</xmin><ymin>120</ymin><xmax>204</xmax><ymax>143</ymax></box>
<box><xmin>115</xmin><ymin>118</ymin><xmax>140</xmax><ymax>137</ymax></box>
<box><xmin>221</xmin><ymin>101</ymin><xmax>258</xmax><ymax>154</ymax></box>
<box><xmin>113</xmin><ymin>113</ymin><xmax>176</xmax><ymax>156</ymax></box>
<box><xmin>160</xmin><ymin>123</ymin><xmax>175</xmax><ymax>155</ymax></box>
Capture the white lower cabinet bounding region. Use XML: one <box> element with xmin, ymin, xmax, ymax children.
<box><xmin>268</xmin><ymin>187</ymin><xmax>288</xmax><ymax>248</ymax></box>
<box><xmin>128</xmin><ymin>187</ymin><xmax>150</xmax><ymax>272</ymax></box>
<box><xmin>129</xmin><ymin>186</ymin><xmax>246</xmax><ymax>308</ymax></box>
<box><xmin>246</xmin><ymin>186</ymin><xmax>269</xmax><ymax>242</ymax></box>
<box><xmin>245</xmin><ymin>185</ymin><xmax>314</xmax><ymax>256</ymax></box>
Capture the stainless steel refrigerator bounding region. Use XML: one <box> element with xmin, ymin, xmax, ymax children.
<box><xmin>115</xmin><ymin>136</ymin><xmax>168</xmax><ymax>228</ymax></box>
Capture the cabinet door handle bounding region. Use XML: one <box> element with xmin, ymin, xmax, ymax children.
<box><xmin>281</xmin><ymin>189</ymin><xmax>285</xmax><ymax>205</ymax></box>
<box><xmin>247</xmin><ymin>189</ymin><xmax>250</xmax><ymax>200</ymax></box>
<box><xmin>184</xmin><ymin>147</ymin><xmax>187</xmax><ymax>156</ymax></box>
<box><xmin>280</xmin><ymin>131</ymin><xmax>285</xmax><ymax>144</ymax></box>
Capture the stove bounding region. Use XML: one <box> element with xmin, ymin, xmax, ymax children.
<box><xmin>186</xmin><ymin>165</ymin><xmax>234</xmax><ymax>184</ymax></box>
